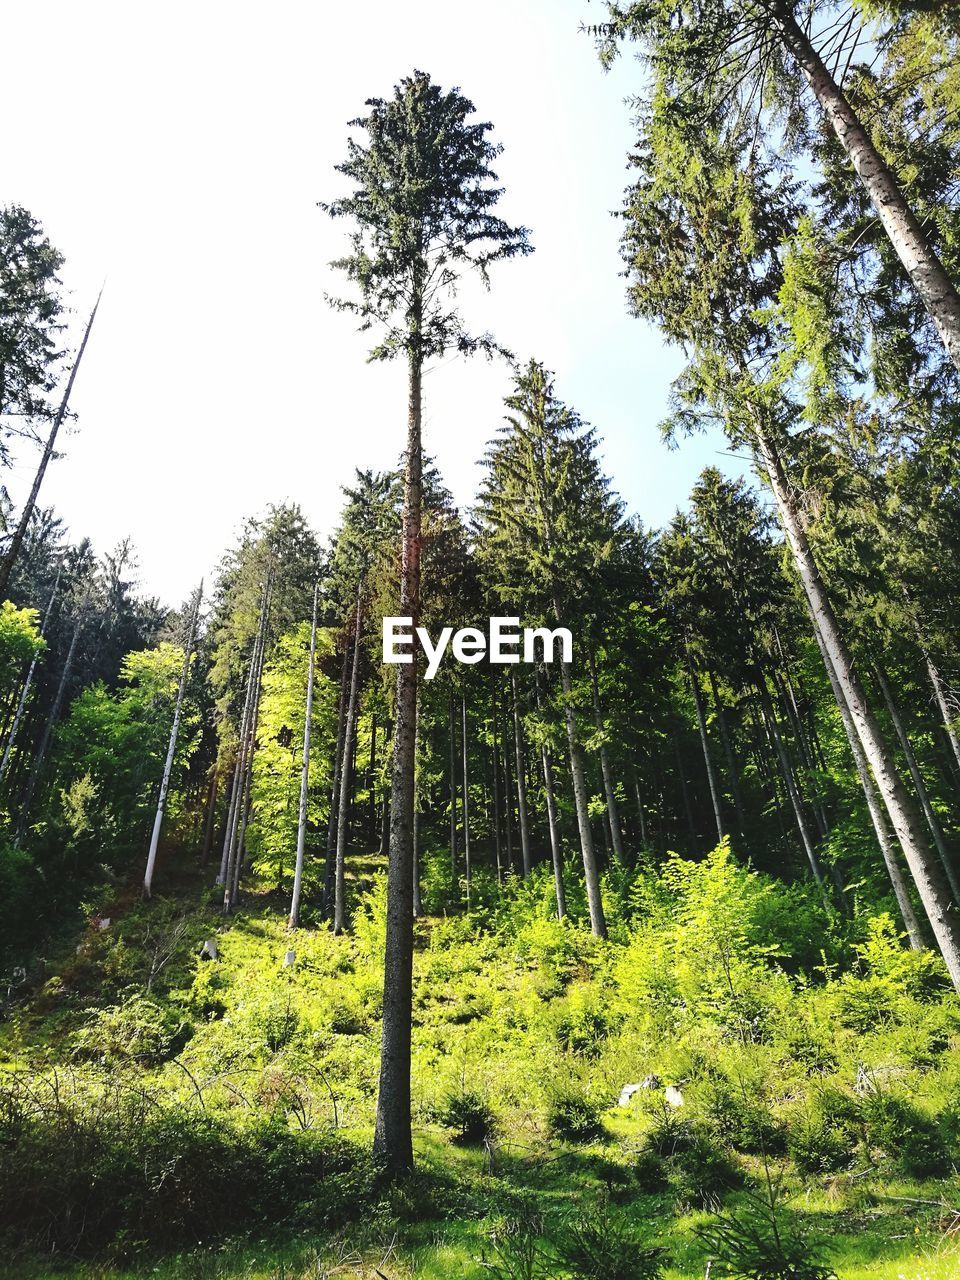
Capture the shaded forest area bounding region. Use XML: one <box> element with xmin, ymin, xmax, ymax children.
<box><xmin>2</xmin><ymin>1</ymin><xmax>960</xmax><ymax>1276</ymax></box>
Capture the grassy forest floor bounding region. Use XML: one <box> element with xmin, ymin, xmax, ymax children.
<box><xmin>1</xmin><ymin>842</ymin><xmax>959</xmax><ymax>1280</ymax></box>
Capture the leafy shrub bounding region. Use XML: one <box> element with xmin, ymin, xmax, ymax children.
<box><xmin>72</xmin><ymin>994</ymin><xmax>188</xmax><ymax>1065</ymax></box>
<box><xmin>480</xmin><ymin>1203</ymin><xmax>559</xmax><ymax>1280</ymax></box>
<box><xmin>546</xmin><ymin>1084</ymin><xmax>604</xmax><ymax>1142</ymax></box>
<box><xmin>0</xmin><ymin>1072</ymin><xmax>375</xmax><ymax>1257</ymax></box>
<box><xmin>556</xmin><ymin>1198</ymin><xmax>667</xmax><ymax>1279</ymax></box>
<box><xmin>696</xmin><ymin>1183</ymin><xmax>835</xmax><ymax>1279</ymax></box>
<box><xmin>437</xmin><ymin>1089</ymin><xmax>497</xmax><ymax>1145</ymax></box>
<box><xmin>786</xmin><ymin>1088</ymin><xmax>858</xmax><ymax>1176</ymax></box>
<box><xmin>861</xmin><ymin>1090</ymin><xmax>950</xmax><ymax>1177</ymax></box>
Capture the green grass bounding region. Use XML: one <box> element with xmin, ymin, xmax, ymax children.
<box><xmin>2</xmin><ymin>843</ymin><xmax>960</xmax><ymax>1278</ymax></box>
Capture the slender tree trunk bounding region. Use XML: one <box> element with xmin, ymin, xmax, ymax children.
<box><xmin>491</xmin><ymin>687</ymin><xmax>504</xmax><ymax>883</ymax></box>
<box><xmin>368</xmin><ymin>713</ymin><xmax>378</xmax><ymax>843</ymax></box>
<box><xmin>876</xmin><ymin>666</ymin><xmax>960</xmax><ymax>904</ymax></box>
<box><xmin>757</xmin><ymin>675</ymin><xmax>830</xmax><ymax>906</ymax></box>
<box><xmin>772</xmin><ymin>664</ymin><xmax>830</xmax><ymax>839</ymax></box>
<box><xmin>687</xmin><ymin>653</ymin><xmax>725</xmax><ymax>845</ymax></box>
<box><xmin>502</xmin><ymin>708</ymin><xmax>515</xmax><ymax>873</ymax></box>
<box><xmin>0</xmin><ymin>295</ymin><xmax>103</xmax><ymax>599</ymax></box>
<box><xmin>16</xmin><ymin>597</ymin><xmax>87</xmax><ymax>843</ymax></box>
<box><xmin>535</xmin><ymin>665</ymin><xmax>565</xmax><ymax>916</ymax></box>
<box><xmin>373</xmin><ymin>333</ymin><xmax>421</xmax><ymax>1173</ymax></box>
<box><xmin>289</xmin><ymin>582</ymin><xmax>319</xmax><ymax>929</ymax></box>
<box><xmin>706</xmin><ymin>669</ymin><xmax>746</xmax><ymax>835</ymax></box>
<box><xmin>510</xmin><ymin>669</ymin><xmax>532</xmax><ymax>876</ymax></box>
<box><xmin>334</xmin><ymin>584</ymin><xmax>364</xmax><ymax>935</ymax></box>
<box><xmin>0</xmin><ymin>570</ymin><xmax>60</xmax><ymax>783</ymax></box>
<box><xmin>413</xmin><ymin>697</ymin><xmax>423</xmax><ymax>919</ymax></box>
<box><xmin>631</xmin><ymin>762</ymin><xmax>649</xmax><ymax>849</ymax></box>
<box><xmin>588</xmin><ymin>650</ymin><xmax>626</xmax><ymax>863</ymax></box>
<box><xmin>814</xmin><ymin>632</ymin><xmax>924</xmax><ymax>948</ymax></box>
<box><xmin>673</xmin><ymin>734</ymin><xmax>697</xmax><ymax>848</ymax></box>
<box><xmin>143</xmin><ymin>583</ymin><xmax>202</xmax><ymax>897</ymax></box>
<box><xmin>227</xmin><ymin>598</ymin><xmax>269</xmax><ymax>911</ymax></box>
<box><xmin>916</xmin><ymin>637</ymin><xmax>960</xmax><ymax>778</ymax></box>
<box><xmin>218</xmin><ymin>582</ymin><xmax>267</xmax><ymax>887</ymax></box>
<box><xmin>461</xmin><ymin>691</ymin><xmax>472</xmax><ymax>907</ymax></box>
<box><xmin>448</xmin><ymin>690</ymin><xmax>458</xmax><ymax>884</ymax></box>
<box><xmin>767</xmin><ymin>1</ymin><xmax>960</xmax><ymax>373</ymax></box>
<box><xmin>200</xmin><ymin>769</ymin><xmax>218</xmax><ymax>865</ymax></box>
<box><xmin>323</xmin><ymin>635</ymin><xmax>351</xmax><ymax>913</ymax></box>
<box><xmin>558</xmin><ymin>654</ymin><xmax>607</xmax><ymax>938</ymax></box>
<box><xmin>755</xmin><ymin>424</ymin><xmax>960</xmax><ymax>991</ymax></box>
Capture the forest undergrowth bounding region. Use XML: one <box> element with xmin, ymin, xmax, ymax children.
<box><xmin>1</xmin><ymin>840</ymin><xmax>959</xmax><ymax>1280</ymax></box>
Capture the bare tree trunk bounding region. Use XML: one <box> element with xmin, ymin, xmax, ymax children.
<box><xmin>289</xmin><ymin>582</ymin><xmax>319</xmax><ymax>929</ymax></box>
<box><xmin>413</xmin><ymin>697</ymin><xmax>423</xmax><ymax>919</ymax></box>
<box><xmin>755</xmin><ymin>424</ymin><xmax>960</xmax><ymax>991</ymax></box>
<box><xmin>687</xmin><ymin>653</ymin><xmax>724</xmax><ymax>845</ymax></box>
<box><xmin>0</xmin><ymin>569</ymin><xmax>60</xmax><ymax>783</ymax></box>
<box><xmin>915</xmin><ymin>631</ymin><xmax>960</xmax><ymax>778</ymax></box>
<box><xmin>814</xmin><ymin>631</ymin><xmax>924</xmax><ymax>948</ymax></box>
<box><xmin>334</xmin><ymin>584</ymin><xmax>364</xmax><ymax>935</ymax></box>
<box><xmin>558</xmin><ymin>654</ymin><xmax>607</xmax><ymax>938</ymax></box>
<box><xmin>0</xmin><ymin>294</ymin><xmax>103</xmax><ymax>599</ymax></box>
<box><xmin>144</xmin><ymin>582</ymin><xmax>202</xmax><ymax>897</ymax></box>
<box><xmin>16</xmin><ymin>594</ymin><xmax>88</xmax><ymax>843</ymax></box>
<box><xmin>876</xmin><ymin>666</ymin><xmax>960</xmax><ymax>904</ymax></box>
<box><xmin>224</xmin><ymin>581</ymin><xmax>270</xmax><ymax>912</ymax></box>
<box><xmin>631</xmin><ymin>762</ymin><xmax>648</xmax><ymax>849</ymax></box>
<box><xmin>534</xmin><ymin>665</ymin><xmax>565</xmax><ymax>917</ymax></box>
<box><xmin>757</xmin><ymin>675</ymin><xmax>830</xmax><ymax>907</ymax></box>
<box><xmin>373</xmin><ymin>335</ymin><xmax>421</xmax><ymax>1174</ymax></box>
<box><xmin>673</xmin><ymin>734</ymin><xmax>697</xmax><ymax>849</ymax></box>
<box><xmin>461</xmin><ymin>691</ymin><xmax>472</xmax><ymax>907</ymax></box>
<box><xmin>323</xmin><ymin>635</ymin><xmax>351</xmax><ymax>913</ymax></box>
<box><xmin>448</xmin><ymin>690</ymin><xmax>458</xmax><ymax>884</ymax></box>
<box><xmin>510</xmin><ymin>669</ymin><xmax>532</xmax><ymax>876</ymax></box>
<box><xmin>200</xmin><ymin>768</ymin><xmax>218</xmax><ymax>865</ymax></box>
<box><xmin>217</xmin><ymin>583</ymin><xmax>267</xmax><ymax>887</ymax></box>
<box><xmin>706</xmin><ymin>669</ymin><xmax>746</xmax><ymax>836</ymax></box>
<box><xmin>491</xmin><ymin>687</ymin><xmax>504</xmax><ymax>884</ymax></box>
<box><xmin>588</xmin><ymin>650</ymin><xmax>626</xmax><ymax>863</ymax></box>
<box><xmin>767</xmin><ymin>0</ymin><xmax>960</xmax><ymax>373</ymax></box>
<box><xmin>368</xmin><ymin>713</ymin><xmax>378</xmax><ymax>843</ymax></box>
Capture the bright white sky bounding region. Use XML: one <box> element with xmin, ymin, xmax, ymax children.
<box><xmin>3</xmin><ymin>0</ymin><xmax>740</xmax><ymax>608</ymax></box>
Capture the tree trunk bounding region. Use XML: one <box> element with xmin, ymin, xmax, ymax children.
<box><xmin>510</xmin><ymin>670</ymin><xmax>532</xmax><ymax>876</ymax></box>
<box><xmin>631</xmin><ymin>762</ymin><xmax>649</xmax><ymax>849</ymax></box>
<box><xmin>688</xmin><ymin>652</ymin><xmax>725</xmax><ymax>845</ymax></box>
<box><xmin>0</xmin><ymin>570</ymin><xmax>60</xmax><ymax>783</ymax></box>
<box><xmin>755</xmin><ymin>424</ymin><xmax>960</xmax><ymax>991</ymax></box>
<box><xmin>373</xmin><ymin>335</ymin><xmax>421</xmax><ymax>1174</ymax></box>
<box><xmin>588</xmin><ymin>649</ymin><xmax>626</xmax><ymax>863</ymax></box>
<box><xmin>461</xmin><ymin>691</ymin><xmax>472</xmax><ymax>906</ymax></box>
<box><xmin>757</xmin><ymin>675</ymin><xmax>831</xmax><ymax>907</ymax></box>
<box><xmin>706</xmin><ymin>669</ymin><xmax>746</xmax><ymax>836</ymax></box>
<box><xmin>491</xmin><ymin>687</ymin><xmax>504</xmax><ymax>883</ymax></box>
<box><xmin>368</xmin><ymin>712</ymin><xmax>378</xmax><ymax>844</ymax></box>
<box><xmin>876</xmin><ymin>665</ymin><xmax>960</xmax><ymax>904</ymax></box>
<box><xmin>535</xmin><ymin>664</ymin><xmax>565</xmax><ymax>917</ymax></box>
<box><xmin>144</xmin><ymin>583</ymin><xmax>202</xmax><ymax>897</ymax></box>
<box><xmin>334</xmin><ymin>584</ymin><xmax>364</xmax><ymax>935</ymax></box>
<box><xmin>200</xmin><ymin>768</ymin><xmax>218</xmax><ymax>865</ymax></box>
<box><xmin>226</xmin><ymin>595</ymin><xmax>269</xmax><ymax>911</ymax></box>
<box><xmin>289</xmin><ymin>582</ymin><xmax>319</xmax><ymax>929</ymax></box>
<box><xmin>323</xmin><ymin>634</ymin><xmax>352</xmax><ymax>913</ymax></box>
<box><xmin>814</xmin><ymin>629</ymin><xmax>924</xmax><ymax>948</ymax></box>
<box><xmin>0</xmin><ymin>295</ymin><xmax>102</xmax><ymax>599</ymax></box>
<box><xmin>16</xmin><ymin>598</ymin><xmax>86</xmax><ymax>842</ymax></box>
<box><xmin>673</xmin><ymin>734</ymin><xmax>697</xmax><ymax>849</ymax></box>
<box><xmin>767</xmin><ymin>0</ymin><xmax>960</xmax><ymax>374</ymax></box>
<box><xmin>558</xmin><ymin>654</ymin><xmax>607</xmax><ymax>938</ymax></box>
<box><xmin>448</xmin><ymin>690</ymin><xmax>458</xmax><ymax>885</ymax></box>
<box><xmin>413</xmin><ymin>696</ymin><xmax>423</xmax><ymax>919</ymax></box>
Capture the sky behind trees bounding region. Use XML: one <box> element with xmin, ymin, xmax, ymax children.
<box><xmin>2</xmin><ymin>0</ymin><xmax>734</xmax><ymax>604</ymax></box>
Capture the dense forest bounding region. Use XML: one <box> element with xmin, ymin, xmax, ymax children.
<box><xmin>2</xmin><ymin>2</ymin><xmax>960</xmax><ymax>1277</ymax></box>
